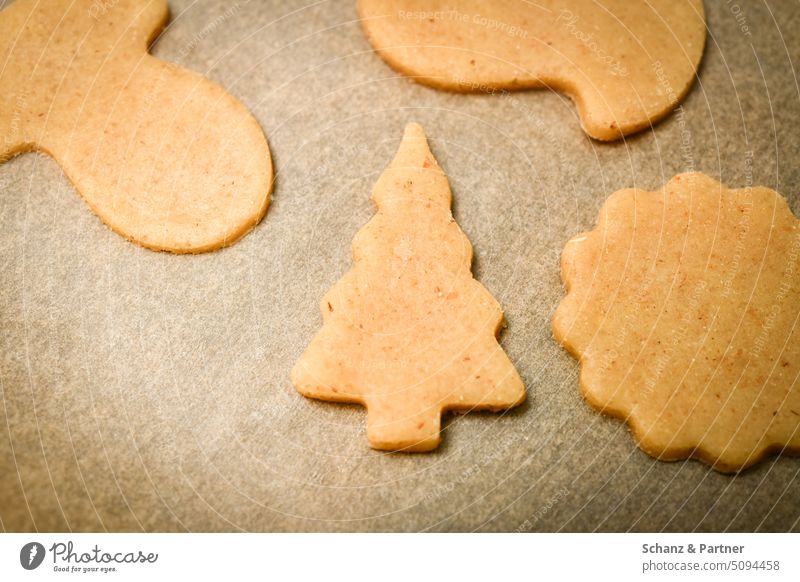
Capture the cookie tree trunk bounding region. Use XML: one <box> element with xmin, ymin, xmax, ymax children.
<box><xmin>292</xmin><ymin>123</ymin><xmax>525</xmax><ymax>452</ymax></box>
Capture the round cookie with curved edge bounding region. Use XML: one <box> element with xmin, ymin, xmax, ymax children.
<box><xmin>0</xmin><ymin>0</ymin><xmax>272</xmax><ymax>253</ymax></box>
<box><xmin>553</xmin><ymin>173</ymin><xmax>800</xmax><ymax>472</ymax></box>
<box><xmin>358</xmin><ymin>0</ymin><xmax>706</xmax><ymax>141</ymax></box>
<box><xmin>292</xmin><ymin>123</ymin><xmax>525</xmax><ymax>452</ymax></box>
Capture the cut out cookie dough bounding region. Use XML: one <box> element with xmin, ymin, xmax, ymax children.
<box><xmin>292</xmin><ymin>123</ymin><xmax>525</xmax><ymax>452</ymax></box>
<box><xmin>553</xmin><ymin>173</ymin><xmax>800</xmax><ymax>472</ymax></box>
<box><xmin>358</xmin><ymin>0</ymin><xmax>706</xmax><ymax>141</ymax></box>
<box><xmin>0</xmin><ymin>0</ymin><xmax>272</xmax><ymax>253</ymax></box>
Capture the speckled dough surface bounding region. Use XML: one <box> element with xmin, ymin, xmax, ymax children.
<box><xmin>553</xmin><ymin>173</ymin><xmax>800</xmax><ymax>472</ymax></box>
<box><xmin>292</xmin><ymin>123</ymin><xmax>525</xmax><ymax>452</ymax></box>
<box><xmin>0</xmin><ymin>0</ymin><xmax>272</xmax><ymax>253</ymax></box>
<box><xmin>358</xmin><ymin>0</ymin><xmax>706</xmax><ymax>141</ymax></box>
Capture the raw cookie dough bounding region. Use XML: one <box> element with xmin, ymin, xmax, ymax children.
<box><xmin>358</xmin><ymin>0</ymin><xmax>706</xmax><ymax>141</ymax></box>
<box><xmin>553</xmin><ymin>173</ymin><xmax>800</xmax><ymax>472</ymax></box>
<box><xmin>0</xmin><ymin>0</ymin><xmax>272</xmax><ymax>253</ymax></box>
<box><xmin>292</xmin><ymin>123</ymin><xmax>525</xmax><ymax>452</ymax></box>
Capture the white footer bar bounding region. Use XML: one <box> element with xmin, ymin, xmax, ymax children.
<box><xmin>1</xmin><ymin>533</ymin><xmax>796</xmax><ymax>581</ymax></box>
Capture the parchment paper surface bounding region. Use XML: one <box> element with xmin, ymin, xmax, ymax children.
<box><xmin>1</xmin><ymin>0</ymin><xmax>798</xmax><ymax>532</ymax></box>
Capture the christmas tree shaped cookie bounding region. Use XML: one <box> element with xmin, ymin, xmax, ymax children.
<box><xmin>553</xmin><ymin>173</ymin><xmax>800</xmax><ymax>472</ymax></box>
<box><xmin>292</xmin><ymin>123</ymin><xmax>525</xmax><ymax>452</ymax></box>
<box><xmin>0</xmin><ymin>0</ymin><xmax>271</xmax><ymax>252</ymax></box>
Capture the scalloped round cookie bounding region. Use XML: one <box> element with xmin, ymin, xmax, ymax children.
<box><xmin>553</xmin><ymin>173</ymin><xmax>800</xmax><ymax>472</ymax></box>
<box><xmin>358</xmin><ymin>0</ymin><xmax>706</xmax><ymax>141</ymax></box>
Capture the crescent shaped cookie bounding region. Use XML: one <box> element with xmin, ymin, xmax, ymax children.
<box><xmin>553</xmin><ymin>173</ymin><xmax>800</xmax><ymax>472</ymax></box>
<box><xmin>358</xmin><ymin>0</ymin><xmax>706</xmax><ymax>141</ymax></box>
<box><xmin>0</xmin><ymin>0</ymin><xmax>272</xmax><ymax>253</ymax></box>
<box><xmin>292</xmin><ymin>123</ymin><xmax>525</xmax><ymax>452</ymax></box>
